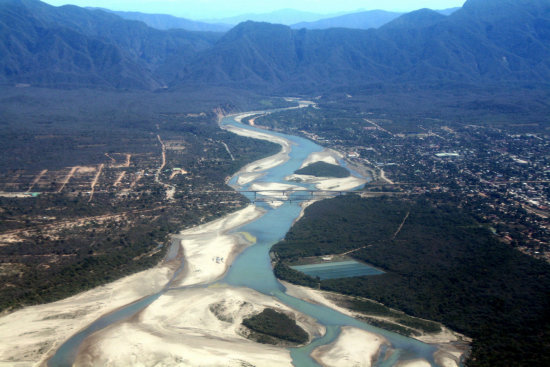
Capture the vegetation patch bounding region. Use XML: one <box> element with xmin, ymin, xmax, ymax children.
<box><xmin>0</xmin><ymin>90</ymin><xmax>282</xmax><ymax>313</ymax></box>
<box><xmin>242</xmin><ymin>308</ymin><xmax>308</xmax><ymax>345</ymax></box>
<box><xmin>294</xmin><ymin>161</ymin><xmax>350</xmax><ymax>178</ymax></box>
<box><xmin>273</xmin><ymin>195</ymin><xmax>550</xmax><ymax>367</ymax></box>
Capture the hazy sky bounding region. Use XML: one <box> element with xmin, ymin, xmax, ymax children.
<box><xmin>41</xmin><ymin>0</ymin><xmax>466</xmax><ymax>19</ymax></box>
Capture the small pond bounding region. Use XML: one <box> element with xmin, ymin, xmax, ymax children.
<box><xmin>291</xmin><ymin>260</ymin><xmax>384</xmax><ymax>280</ymax></box>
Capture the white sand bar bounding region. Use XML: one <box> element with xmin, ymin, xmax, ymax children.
<box><xmin>0</xmin><ymin>265</ymin><xmax>173</xmax><ymax>366</ymax></box>
<box><xmin>299</xmin><ymin>149</ymin><xmax>342</xmax><ymax>169</ymax></box>
<box><xmin>396</xmin><ymin>359</ymin><xmax>432</xmax><ymax>367</ymax></box>
<box><xmin>75</xmin><ymin>286</ymin><xmax>324</xmax><ymax>367</ymax></box>
<box><xmin>173</xmin><ymin>204</ymin><xmax>265</xmax><ymax>287</ymax></box>
<box><xmin>223</xmin><ymin>122</ymin><xmax>292</xmax><ymax>181</ymax></box>
<box><xmin>236</xmin><ymin>171</ymin><xmax>265</xmax><ymax>186</ymax></box>
<box><xmin>312</xmin><ymin>327</ymin><xmax>389</xmax><ymax>367</ymax></box>
<box><xmin>289</xmin><ymin>149</ymin><xmax>367</xmax><ymax>191</ymax></box>
<box><xmin>286</xmin><ymin>174</ymin><xmax>366</xmax><ymax>192</ymax></box>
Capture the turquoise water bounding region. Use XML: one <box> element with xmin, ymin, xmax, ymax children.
<box><xmin>48</xmin><ymin>292</ymin><xmax>163</xmax><ymax>367</ymax></box>
<box><xmin>48</xmin><ymin>109</ymin><xmax>440</xmax><ymax>367</ymax></box>
<box><xmin>291</xmin><ymin>260</ymin><xmax>384</xmax><ymax>280</ymax></box>
<box><xmin>220</xmin><ymin>115</ymin><xmax>438</xmax><ymax>366</ymax></box>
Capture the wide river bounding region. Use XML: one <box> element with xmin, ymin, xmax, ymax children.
<box><xmin>49</xmin><ymin>104</ymin><xmax>442</xmax><ymax>367</ymax></box>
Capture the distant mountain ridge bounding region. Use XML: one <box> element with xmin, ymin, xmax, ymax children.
<box><xmin>177</xmin><ymin>0</ymin><xmax>550</xmax><ymax>90</ymax></box>
<box><xmin>104</xmin><ymin>10</ymin><xmax>232</xmax><ymax>32</ymax></box>
<box><xmin>380</xmin><ymin>9</ymin><xmax>447</xmax><ymax>30</ymax></box>
<box><xmin>203</xmin><ymin>8</ymin><xmax>343</xmax><ymax>26</ymax></box>
<box><xmin>1</xmin><ymin>0</ymin><xmax>549</xmax><ymax>91</ymax></box>
<box><xmin>290</xmin><ymin>7</ymin><xmax>459</xmax><ymax>30</ymax></box>
<box><xmin>291</xmin><ymin>10</ymin><xmax>402</xmax><ymax>30</ymax></box>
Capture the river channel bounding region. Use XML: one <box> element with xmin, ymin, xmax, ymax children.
<box><xmin>49</xmin><ymin>104</ymin><xmax>441</xmax><ymax>367</ymax></box>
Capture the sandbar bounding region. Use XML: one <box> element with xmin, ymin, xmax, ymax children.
<box><xmin>222</xmin><ymin>122</ymin><xmax>292</xmax><ymax>181</ymax></box>
<box><xmin>299</xmin><ymin>149</ymin><xmax>341</xmax><ymax>169</ymax></box>
<box><xmin>75</xmin><ymin>285</ymin><xmax>324</xmax><ymax>367</ymax></box>
<box><xmin>172</xmin><ymin>204</ymin><xmax>265</xmax><ymax>287</ymax></box>
<box><xmin>396</xmin><ymin>359</ymin><xmax>432</xmax><ymax>367</ymax></box>
<box><xmin>311</xmin><ymin>326</ymin><xmax>389</xmax><ymax>367</ymax></box>
<box><xmin>0</xmin><ymin>265</ymin><xmax>173</xmax><ymax>366</ymax></box>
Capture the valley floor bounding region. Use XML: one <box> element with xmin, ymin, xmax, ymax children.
<box><xmin>0</xmin><ymin>110</ymin><xmax>466</xmax><ymax>367</ymax></box>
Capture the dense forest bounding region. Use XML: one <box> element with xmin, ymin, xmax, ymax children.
<box><xmin>294</xmin><ymin>161</ymin><xmax>350</xmax><ymax>178</ymax></box>
<box><xmin>272</xmin><ymin>195</ymin><xmax>550</xmax><ymax>367</ymax></box>
<box><xmin>242</xmin><ymin>308</ymin><xmax>309</xmax><ymax>345</ymax></box>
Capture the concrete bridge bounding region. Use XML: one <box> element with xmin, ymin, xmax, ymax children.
<box><xmin>203</xmin><ymin>189</ymin><xmax>360</xmax><ymax>202</ymax></box>
<box><xmin>238</xmin><ymin>189</ymin><xmax>357</xmax><ymax>202</ymax></box>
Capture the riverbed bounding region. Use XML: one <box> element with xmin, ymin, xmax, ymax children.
<box><xmin>0</xmin><ymin>102</ymin><xmax>461</xmax><ymax>367</ymax></box>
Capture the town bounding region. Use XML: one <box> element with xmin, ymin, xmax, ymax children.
<box><xmin>255</xmin><ymin>104</ymin><xmax>550</xmax><ymax>262</ymax></box>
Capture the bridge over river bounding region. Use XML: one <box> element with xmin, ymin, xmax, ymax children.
<box><xmin>208</xmin><ymin>189</ymin><xmax>359</xmax><ymax>202</ymax></box>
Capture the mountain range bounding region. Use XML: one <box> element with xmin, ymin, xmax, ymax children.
<box><xmin>104</xmin><ymin>10</ymin><xmax>232</xmax><ymax>33</ymax></box>
<box><xmin>205</xmin><ymin>8</ymin><xmax>341</xmax><ymax>26</ymax></box>
<box><xmin>1</xmin><ymin>0</ymin><xmax>549</xmax><ymax>92</ymax></box>
<box><xmin>100</xmin><ymin>8</ymin><xmax>461</xmax><ymax>32</ymax></box>
<box><xmin>291</xmin><ymin>10</ymin><xmax>403</xmax><ymax>30</ymax></box>
<box><xmin>290</xmin><ymin>8</ymin><xmax>459</xmax><ymax>30</ymax></box>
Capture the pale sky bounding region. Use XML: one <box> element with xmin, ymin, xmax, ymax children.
<box><xmin>41</xmin><ymin>0</ymin><xmax>466</xmax><ymax>19</ymax></box>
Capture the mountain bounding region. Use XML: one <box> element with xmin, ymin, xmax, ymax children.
<box><xmin>177</xmin><ymin>0</ymin><xmax>550</xmax><ymax>90</ymax></box>
<box><xmin>438</xmin><ymin>7</ymin><xmax>460</xmax><ymax>16</ymax></box>
<box><xmin>291</xmin><ymin>10</ymin><xmax>402</xmax><ymax>30</ymax></box>
<box><xmin>106</xmin><ymin>10</ymin><xmax>231</xmax><ymax>32</ymax></box>
<box><xmin>0</xmin><ymin>0</ymin><xmax>221</xmax><ymax>88</ymax></box>
<box><xmin>1</xmin><ymin>0</ymin><xmax>549</xmax><ymax>92</ymax></box>
<box><xmin>380</xmin><ymin>8</ymin><xmax>447</xmax><ymax>30</ymax></box>
<box><xmin>205</xmin><ymin>9</ymin><xmax>340</xmax><ymax>26</ymax></box>
<box><xmin>290</xmin><ymin>8</ymin><xmax>460</xmax><ymax>31</ymax></box>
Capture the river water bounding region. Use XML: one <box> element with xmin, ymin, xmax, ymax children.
<box><xmin>49</xmin><ymin>107</ymin><xmax>440</xmax><ymax>367</ymax></box>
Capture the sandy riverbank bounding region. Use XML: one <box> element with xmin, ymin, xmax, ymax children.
<box><xmin>0</xmin><ymin>264</ymin><xmax>174</xmax><ymax>367</ymax></box>
<box><xmin>396</xmin><ymin>360</ymin><xmax>432</xmax><ymax>367</ymax></box>
<box><xmin>0</xmin><ymin>203</ymin><xmax>264</xmax><ymax>367</ymax></box>
<box><xmin>286</xmin><ymin>149</ymin><xmax>368</xmax><ymax>192</ymax></box>
<box><xmin>283</xmin><ymin>281</ymin><xmax>465</xmax><ymax>367</ymax></box>
<box><xmin>286</xmin><ymin>173</ymin><xmax>367</xmax><ymax>192</ymax></box>
<box><xmin>75</xmin><ymin>285</ymin><xmax>325</xmax><ymax>367</ymax></box>
<box><xmin>222</xmin><ymin>121</ymin><xmax>293</xmax><ymax>184</ymax></box>
<box><xmin>299</xmin><ymin>149</ymin><xmax>340</xmax><ymax>168</ymax></box>
<box><xmin>312</xmin><ymin>326</ymin><xmax>389</xmax><ymax>367</ymax></box>
<box><xmin>171</xmin><ymin>204</ymin><xmax>265</xmax><ymax>287</ymax></box>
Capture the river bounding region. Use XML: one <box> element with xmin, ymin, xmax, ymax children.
<box><xmin>48</xmin><ymin>103</ymin><xmax>443</xmax><ymax>367</ymax></box>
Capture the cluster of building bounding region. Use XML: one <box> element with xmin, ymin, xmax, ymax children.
<box><xmin>311</xmin><ymin>120</ymin><xmax>550</xmax><ymax>261</ymax></box>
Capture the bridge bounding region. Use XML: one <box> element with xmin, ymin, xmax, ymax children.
<box><xmin>237</xmin><ymin>189</ymin><xmax>358</xmax><ymax>202</ymax></box>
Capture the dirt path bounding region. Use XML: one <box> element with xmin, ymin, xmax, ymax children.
<box><xmin>88</xmin><ymin>164</ymin><xmax>104</xmax><ymax>202</ymax></box>
<box><xmin>340</xmin><ymin>246</ymin><xmax>369</xmax><ymax>256</ymax></box>
<box><xmin>221</xmin><ymin>142</ymin><xmax>235</xmax><ymax>161</ymax></box>
<box><xmin>26</xmin><ymin>169</ymin><xmax>47</xmax><ymax>192</ymax></box>
<box><xmin>57</xmin><ymin>167</ymin><xmax>79</xmax><ymax>193</ymax></box>
<box><xmin>129</xmin><ymin>170</ymin><xmax>144</xmax><ymax>189</ymax></box>
<box><xmin>169</xmin><ymin>170</ymin><xmax>187</xmax><ymax>180</ymax></box>
<box><xmin>392</xmin><ymin>211</ymin><xmax>410</xmax><ymax>240</ymax></box>
<box><xmin>114</xmin><ymin>172</ymin><xmax>126</xmax><ymax>187</ymax></box>
<box><xmin>104</xmin><ymin>153</ymin><xmax>116</xmax><ymax>163</ymax></box>
<box><xmin>364</xmin><ymin>118</ymin><xmax>394</xmax><ymax>137</ymax></box>
<box><xmin>379</xmin><ymin>169</ymin><xmax>395</xmax><ymax>185</ymax></box>
<box><xmin>155</xmin><ymin>135</ymin><xmax>176</xmax><ymax>200</ymax></box>
<box><xmin>155</xmin><ymin>135</ymin><xmax>166</xmax><ymax>184</ymax></box>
